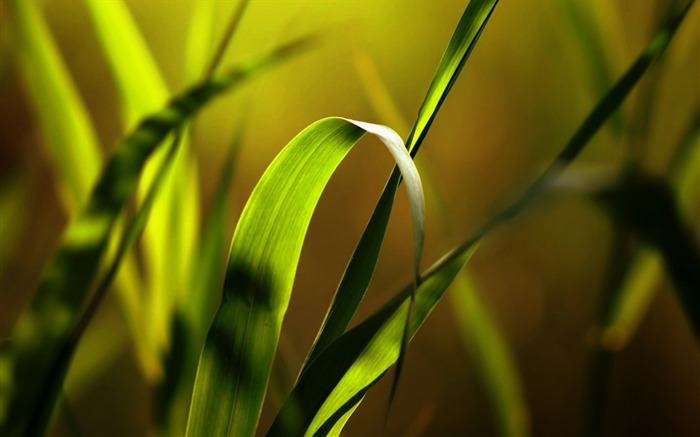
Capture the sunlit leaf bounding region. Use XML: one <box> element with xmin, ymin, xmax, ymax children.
<box><xmin>186</xmin><ymin>117</ymin><xmax>425</xmax><ymax>437</ymax></box>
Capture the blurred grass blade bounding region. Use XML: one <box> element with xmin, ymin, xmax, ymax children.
<box><xmin>10</xmin><ymin>0</ymin><xmax>148</xmax><ymax>385</ymax></box>
<box><xmin>83</xmin><ymin>0</ymin><xmax>167</xmax><ymax>126</ymax></box>
<box><xmin>0</xmin><ymin>41</ymin><xmax>310</xmax><ymax>436</ymax></box>
<box><xmin>355</xmin><ymin>50</ymin><xmax>529</xmax><ymax>436</ymax></box>
<box><xmin>268</xmin><ymin>246</ymin><xmax>478</xmax><ymax>436</ymax></box>
<box><xmin>449</xmin><ymin>275</ymin><xmax>530</xmax><ymax>436</ymax></box>
<box><xmin>186</xmin><ymin>117</ymin><xmax>425</xmax><ymax>437</ymax></box>
<box><xmin>12</xmin><ymin>0</ymin><xmax>101</xmax><ymax>210</ymax></box>
<box><xmin>272</xmin><ymin>3</ymin><xmax>694</xmax><ymax>433</ymax></box>
<box><xmin>601</xmin><ymin>108</ymin><xmax>700</xmax><ymax>350</ymax></box>
<box><xmin>303</xmin><ymin>0</ymin><xmax>499</xmax><ymax>372</ymax></box>
<box><xmin>185</xmin><ymin>0</ymin><xmax>218</xmax><ymax>84</ymax></box>
<box><xmin>83</xmin><ymin>0</ymin><xmax>201</xmax><ymax>369</ymax></box>
<box><xmin>595</xmin><ymin>171</ymin><xmax>700</xmax><ymax>341</ymax></box>
<box><xmin>560</xmin><ymin>0</ymin><xmax>624</xmax><ymax>137</ymax></box>
<box><xmin>20</xmin><ymin>135</ymin><xmax>181</xmax><ymax>437</ymax></box>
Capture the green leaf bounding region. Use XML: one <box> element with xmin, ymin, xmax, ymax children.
<box><xmin>0</xmin><ymin>40</ymin><xmax>310</xmax><ymax>436</ymax></box>
<box><xmin>267</xmin><ymin>245</ymin><xmax>479</xmax><ymax>436</ymax></box>
<box><xmin>186</xmin><ymin>117</ymin><xmax>425</xmax><ymax>437</ymax></box>
<box><xmin>271</xmin><ymin>2</ymin><xmax>694</xmax><ymax>433</ymax></box>
<box><xmin>303</xmin><ymin>0</ymin><xmax>499</xmax><ymax>373</ymax></box>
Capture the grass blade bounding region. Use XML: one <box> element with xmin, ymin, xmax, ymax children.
<box><xmin>11</xmin><ymin>0</ymin><xmax>101</xmax><ymax>210</ymax></box>
<box><xmin>303</xmin><ymin>0</ymin><xmax>499</xmax><ymax>374</ymax></box>
<box><xmin>601</xmin><ymin>108</ymin><xmax>700</xmax><ymax>349</ymax></box>
<box><xmin>0</xmin><ymin>40</ymin><xmax>310</xmax><ymax>436</ymax></box>
<box><xmin>354</xmin><ymin>50</ymin><xmax>529</xmax><ymax>435</ymax></box>
<box><xmin>596</xmin><ymin>170</ymin><xmax>700</xmax><ymax>342</ymax></box>
<box><xmin>83</xmin><ymin>0</ymin><xmax>201</xmax><ymax>369</ymax></box>
<box><xmin>267</xmin><ymin>245</ymin><xmax>479</xmax><ymax>436</ymax></box>
<box><xmin>186</xmin><ymin>118</ymin><xmax>425</xmax><ymax>437</ymax></box>
<box><xmin>271</xmin><ymin>2</ymin><xmax>693</xmax><ymax>433</ymax></box>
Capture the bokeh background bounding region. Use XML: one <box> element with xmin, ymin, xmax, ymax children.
<box><xmin>1</xmin><ymin>0</ymin><xmax>698</xmax><ymax>435</ymax></box>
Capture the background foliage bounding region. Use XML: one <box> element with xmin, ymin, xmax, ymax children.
<box><xmin>0</xmin><ymin>0</ymin><xmax>698</xmax><ymax>436</ymax></box>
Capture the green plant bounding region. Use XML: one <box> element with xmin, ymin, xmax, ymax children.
<box><xmin>1</xmin><ymin>0</ymin><xmax>697</xmax><ymax>436</ymax></box>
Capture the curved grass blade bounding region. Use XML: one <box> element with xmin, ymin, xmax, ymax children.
<box><xmin>355</xmin><ymin>50</ymin><xmax>529</xmax><ymax>436</ymax></box>
<box><xmin>601</xmin><ymin>108</ymin><xmax>700</xmax><ymax>350</ymax></box>
<box><xmin>271</xmin><ymin>3</ymin><xmax>694</xmax><ymax>433</ymax></box>
<box><xmin>0</xmin><ymin>40</ymin><xmax>311</xmax><ymax>436</ymax></box>
<box><xmin>303</xmin><ymin>0</ymin><xmax>499</xmax><ymax>375</ymax></box>
<box><xmin>186</xmin><ymin>117</ymin><xmax>425</xmax><ymax>437</ymax></box>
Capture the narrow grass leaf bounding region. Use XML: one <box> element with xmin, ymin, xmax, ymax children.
<box><xmin>271</xmin><ymin>3</ymin><xmax>694</xmax><ymax>433</ymax></box>
<box><xmin>560</xmin><ymin>0</ymin><xmax>624</xmax><ymax>137</ymax></box>
<box><xmin>355</xmin><ymin>50</ymin><xmax>529</xmax><ymax>436</ymax></box>
<box><xmin>0</xmin><ymin>41</ymin><xmax>310</xmax><ymax>436</ymax></box>
<box><xmin>303</xmin><ymin>0</ymin><xmax>499</xmax><ymax>373</ymax></box>
<box><xmin>186</xmin><ymin>117</ymin><xmax>425</xmax><ymax>437</ymax></box>
<box><xmin>83</xmin><ymin>0</ymin><xmax>201</xmax><ymax>366</ymax></box>
<box><xmin>267</xmin><ymin>245</ymin><xmax>478</xmax><ymax>436</ymax></box>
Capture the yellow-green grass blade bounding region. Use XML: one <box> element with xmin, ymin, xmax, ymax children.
<box><xmin>303</xmin><ymin>0</ymin><xmax>499</xmax><ymax>373</ymax></box>
<box><xmin>354</xmin><ymin>51</ymin><xmax>529</xmax><ymax>436</ymax></box>
<box><xmin>11</xmin><ymin>0</ymin><xmax>148</xmax><ymax>384</ymax></box>
<box><xmin>0</xmin><ymin>42</ymin><xmax>308</xmax><ymax>436</ymax></box>
<box><xmin>186</xmin><ymin>117</ymin><xmax>425</xmax><ymax>437</ymax></box>
<box><xmin>82</xmin><ymin>0</ymin><xmax>167</xmax><ymax>128</ymax></box>
<box><xmin>271</xmin><ymin>4</ymin><xmax>694</xmax><ymax>433</ymax></box>
<box><xmin>185</xmin><ymin>0</ymin><xmax>218</xmax><ymax>84</ymax></box>
<box><xmin>267</xmin><ymin>246</ymin><xmax>479</xmax><ymax>436</ymax></box>
<box><xmin>601</xmin><ymin>108</ymin><xmax>700</xmax><ymax>350</ymax></box>
<box><xmin>11</xmin><ymin>0</ymin><xmax>100</xmax><ymax>210</ymax></box>
<box><xmin>82</xmin><ymin>0</ymin><xmax>201</xmax><ymax>372</ymax></box>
